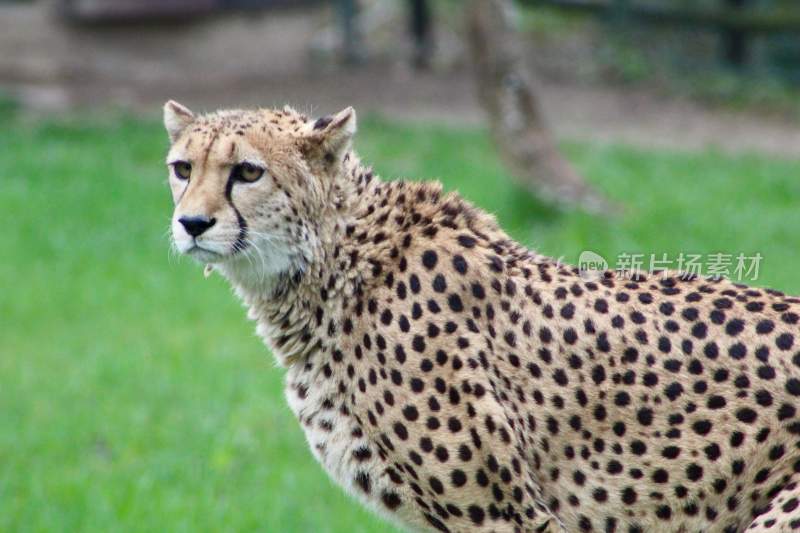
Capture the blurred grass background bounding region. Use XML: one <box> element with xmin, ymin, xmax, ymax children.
<box><xmin>3</xmin><ymin>109</ymin><xmax>800</xmax><ymax>532</ymax></box>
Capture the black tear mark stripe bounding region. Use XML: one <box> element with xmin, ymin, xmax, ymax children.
<box><xmin>225</xmin><ymin>173</ymin><xmax>249</xmax><ymax>255</ymax></box>
<box><xmin>198</xmin><ymin>126</ymin><xmax>247</xmax><ymax>256</ymax></box>
<box><xmin>176</xmin><ymin>180</ymin><xmax>189</xmax><ymax>205</ymax></box>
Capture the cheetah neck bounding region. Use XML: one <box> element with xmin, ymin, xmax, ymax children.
<box><xmin>220</xmin><ymin>151</ymin><xmax>386</xmax><ymax>367</ymax></box>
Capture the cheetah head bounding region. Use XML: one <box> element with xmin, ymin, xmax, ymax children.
<box><xmin>163</xmin><ymin>101</ymin><xmax>356</xmax><ymax>287</ymax></box>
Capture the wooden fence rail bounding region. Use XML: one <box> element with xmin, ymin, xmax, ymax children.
<box><xmin>517</xmin><ymin>0</ymin><xmax>800</xmax><ymax>34</ymax></box>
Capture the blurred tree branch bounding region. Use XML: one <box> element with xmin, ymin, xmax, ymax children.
<box><xmin>465</xmin><ymin>0</ymin><xmax>614</xmax><ymax>213</ymax></box>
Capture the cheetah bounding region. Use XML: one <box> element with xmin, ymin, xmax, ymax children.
<box><xmin>163</xmin><ymin>100</ymin><xmax>800</xmax><ymax>532</ymax></box>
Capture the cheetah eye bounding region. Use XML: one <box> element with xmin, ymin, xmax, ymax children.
<box><xmin>232</xmin><ymin>162</ymin><xmax>264</xmax><ymax>183</ymax></box>
<box><xmin>171</xmin><ymin>161</ymin><xmax>192</xmax><ymax>180</ymax></box>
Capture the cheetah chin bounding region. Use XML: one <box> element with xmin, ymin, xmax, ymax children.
<box><xmin>164</xmin><ymin>100</ymin><xmax>800</xmax><ymax>533</ymax></box>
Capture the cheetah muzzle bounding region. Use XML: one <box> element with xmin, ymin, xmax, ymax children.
<box><xmin>163</xmin><ymin>101</ymin><xmax>800</xmax><ymax>533</ymax></box>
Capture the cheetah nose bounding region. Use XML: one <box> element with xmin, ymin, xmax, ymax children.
<box><xmin>179</xmin><ymin>215</ymin><xmax>216</xmax><ymax>237</ymax></box>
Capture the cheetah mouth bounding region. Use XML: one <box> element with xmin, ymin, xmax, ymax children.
<box><xmin>185</xmin><ymin>245</ymin><xmax>225</xmax><ymax>263</ymax></box>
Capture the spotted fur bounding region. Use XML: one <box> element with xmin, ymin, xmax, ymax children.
<box><xmin>164</xmin><ymin>101</ymin><xmax>800</xmax><ymax>532</ymax></box>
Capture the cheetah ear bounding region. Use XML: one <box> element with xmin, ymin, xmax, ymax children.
<box><xmin>303</xmin><ymin>107</ymin><xmax>357</xmax><ymax>163</ymax></box>
<box><xmin>163</xmin><ymin>100</ymin><xmax>195</xmax><ymax>143</ymax></box>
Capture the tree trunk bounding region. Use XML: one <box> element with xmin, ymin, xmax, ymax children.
<box><xmin>465</xmin><ymin>0</ymin><xmax>613</xmax><ymax>213</ymax></box>
<box><xmin>409</xmin><ymin>0</ymin><xmax>434</xmax><ymax>70</ymax></box>
<box><xmin>722</xmin><ymin>0</ymin><xmax>750</xmax><ymax>68</ymax></box>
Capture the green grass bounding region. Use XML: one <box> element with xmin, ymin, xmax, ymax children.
<box><xmin>2</xmin><ymin>111</ymin><xmax>800</xmax><ymax>532</ymax></box>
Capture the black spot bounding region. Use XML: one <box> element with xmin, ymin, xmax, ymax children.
<box><xmin>452</xmin><ymin>255</ymin><xmax>468</xmax><ymax>274</ymax></box>
<box><xmin>637</xmin><ymin>408</ymin><xmax>654</xmax><ymax>426</ymax></box>
<box><xmin>614</xmin><ymin>391</ymin><xmax>631</xmax><ymax>407</ymax></box>
<box><xmin>756</xmin><ymin>320</ymin><xmax>775</xmax><ymax>334</ymax></box>
<box><xmin>779</xmin><ymin>403</ymin><xmax>797</xmax><ymax>420</ymax></box>
<box><xmin>457</xmin><ymin>235</ymin><xmax>476</xmax><ymax>248</ymax></box>
<box><xmin>412</xmin><ymin>335</ymin><xmax>426</xmax><ymax>353</ymax></box>
<box><xmin>382</xmin><ymin>490</ymin><xmax>402</xmax><ymax>509</ymax></box>
<box><xmin>591</xmin><ymin>365</ymin><xmax>606</xmax><ymax>385</ymax></box>
<box><xmin>686</xmin><ymin>463</ymin><xmax>704</xmax><ymax>481</ymax></box>
<box><xmin>662</xmin><ymin>446</ymin><xmax>680</xmax><ymax>459</ymax></box>
<box><xmin>355</xmin><ymin>471</ymin><xmax>371</xmax><ymax>493</ymax></box>
<box><xmin>451</xmin><ymin>469</ymin><xmax>467</xmax><ymax>487</ymax></box>
<box><xmin>770</xmin><ymin>444</ymin><xmax>785</xmax><ymax>461</ymax></box>
<box><xmin>664</xmin><ymin>382</ymin><xmax>684</xmax><ymax>401</ymax></box>
<box><xmin>471</xmin><ymin>283</ymin><xmax>485</xmax><ymax>299</ymax></box>
<box><xmin>353</xmin><ymin>447</ymin><xmax>372</xmax><ymax>461</ymax></box>
<box><xmin>424</xmin><ymin>513</ymin><xmax>450</xmax><ymax>532</ymax></box>
<box><xmin>468</xmin><ymin>505</ymin><xmax>485</xmax><ymax>525</ymax></box>
<box><xmin>691</xmin><ymin>322</ymin><xmax>707</xmax><ymax>339</ymax></box>
<box><xmin>725</xmin><ymin>319</ymin><xmax>745</xmax><ymax>336</ymax></box>
<box><xmin>707</xmin><ymin>395</ymin><xmax>726</xmax><ymax>409</ymax></box>
<box><xmin>756</xmin><ymin>390</ymin><xmax>772</xmax><ymax>407</ymax></box>
<box><xmin>403</xmin><ymin>405</ymin><xmax>419</xmax><ymax>421</ymax></box>
<box><xmin>758</xmin><ymin>365</ymin><xmax>776</xmax><ymax>380</ymax></box>
<box><xmin>630</xmin><ymin>440</ymin><xmax>647</xmax><ymax>455</ymax></box>
<box><xmin>553</xmin><ymin>369</ymin><xmax>568</xmax><ymax>386</ymax></box>
<box><xmin>621</xmin><ymin>487</ymin><xmax>637</xmax><ymax>505</ymax></box>
<box><xmin>448</xmin><ymin>294</ymin><xmax>464</xmax><ymax>312</ymax></box>
<box><xmin>729</xmin><ymin>343</ymin><xmax>747</xmax><ymax>360</ymax></box>
<box><xmin>435</xmin><ymin>446</ymin><xmax>450</xmax><ymax>463</ymax></box>
<box><xmin>393</xmin><ymin>422</ymin><xmax>408</xmax><ymax>440</ymax></box>
<box><xmin>421</xmin><ymin>250</ymin><xmax>438</xmax><ymax>270</ymax></box>
<box><xmin>408</xmin><ymin>274</ymin><xmax>422</xmax><ymax>294</ymax></box>
<box><xmin>736</xmin><ymin>408</ymin><xmax>757</xmax><ymax>423</ymax></box>
<box><xmin>652</xmin><ymin>469</ymin><xmax>669</xmax><ymax>483</ymax></box>
<box><xmin>692</xmin><ymin>420</ymin><xmax>712</xmax><ymax>436</ymax></box>
<box><xmin>777</xmin><ymin>333</ymin><xmax>795</xmax><ymax>351</ymax></box>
